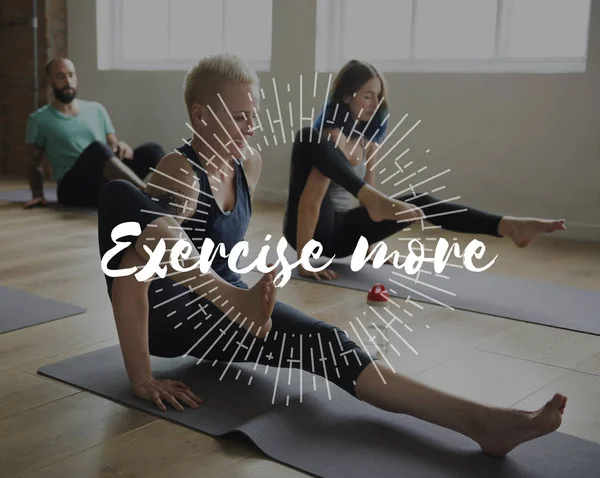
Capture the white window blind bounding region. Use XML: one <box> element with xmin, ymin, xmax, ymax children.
<box><xmin>97</xmin><ymin>0</ymin><xmax>272</xmax><ymax>71</ymax></box>
<box><xmin>316</xmin><ymin>0</ymin><xmax>591</xmax><ymax>73</ymax></box>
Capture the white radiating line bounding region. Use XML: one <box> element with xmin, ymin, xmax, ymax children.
<box><xmin>265</xmin><ymin>108</ymin><xmax>276</xmax><ymax>134</ymax></box>
<box><xmin>146</xmin><ymin>181</ymin><xmax>207</xmax><ymax>208</ymax></box>
<box><xmin>183</xmin><ymin>306</ymin><xmax>235</xmax><ymax>357</ymax></box>
<box><xmin>392</xmin><ymin>169</ymin><xmax>451</xmax><ymax>196</ymax></box>
<box><xmin>243</xmin><ymin>335</ymin><xmax>259</xmax><ymax>361</ymax></box>
<box><xmin>409</xmin><ymin>208</ymin><xmax>469</xmax><ymax>224</ymax></box>
<box><xmin>355</xmin><ymin>317</ymin><xmax>396</xmax><ymax>372</ymax></box>
<box><xmin>411</xmin><ymin>197</ymin><xmax>463</xmax><ymax>214</ymax></box>
<box><xmin>371</xmin><ymin>309</ymin><xmax>419</xmax><ymax>356</ymax></box>
<box><xmin>299</xmin><ymin>334</ymin><xmax>303</xmax><ymax>403</ymax></box>
<box><xmin>334</xmin><ymin>330</ymin><xmax>350</xmax><ymax>366</ymax></box>
<box><xmin>272</xmin><ymin>77</ymin><xmax>286</xmax><ymax>144</ymax></box>
<box><xmin>317</xmin><ymin>73</ymin><xmax>333</xmax><ymax>143</ymax></box>
<box><xmin>349</xmin><ymin>321</ymin><xmax>387</xmax><ymax>384</ymax></box>
<box><xmin>219</xmin><ymin>320</ymin><xmax>254</xmax><ymax>381</ymax></box>
<box><xmin>250</xmin><ymin>105</ymin><xmax>264</xmax><ymax>132</ymax></box>
<box><xmin>148</xmin><ymin>167</ymin><xmax>213</xmax><ymax>200</ymax></box>
<box><xmin>380</xmin><ymin>169</ymin><xmax>402</xmax><ymax>185</ymax></box>
<box><xmin>209</xmin><ymin>98</ymin><xmax>253</xmax><ymax>159</ymax></box>
<box><xmin>195</xmin><ymin>315</ymin><xmax>241</xmax><ymax>365</ymax></box>
<box><xmin>310</xmin><ymin>347</ymin><xmax>316</xmax><ymax>391</ymax></box>
<box><xmin>313</xmin><ymin>71</ymin><xmax>318</xmax><ymax>97</ymax></box>
<box><xmin>391</xmin><ymin>171</ymin><xmax>416</xmax><ymax>187</ymax></box>
<box><xmin>377</xmin><ymin>147</ymin><xmax>411</xmax><ymax>178</ymax></box>
<box><xmin>370</xmin><ymin>120</ymin><xmax>421</xmax><ymax>170</ymax></box>
<box><xmin>389</xmin><ymin>278</ymin><xmax>454</xmax><ymax>310</ymax></box>
<box><xmin>185</xmin><ymin>122</ymin><xmax>235</xmax><ymax>171</ymax></box>
<box><xmin>392</xmin><ymin>271</ymin><xmax>456</xmax><ymax>297</ymax></box>
<box><xmin>316</xmin><ymin>333</ymin><xmax>332</xmax><ymax>400</ymax></box>
<box><xmin>405</xmin><ymin>296</ymin><xmax>424</xmax><ymax>310</ymax></box>
<box><xmin>252</xmin><ymin>344</ymin><xmax>265</xmax><ymax>371</ymax></box>
<box><xmin>350</xmin><ymin>96</ymin><xmax>386</xmax><ymax>155</ymax></box>
<box><xmin>327</xmin><ymin>341</ymin><xmax>340</xmax><ymax>380</ymax></box>
<box><xmin>271</xmin><ymin>333</ymin><xmax>288</xmax><ymax>404</ymax></box>
<box><xmin>288</xmin><ymin>102</ymin><xmax>294</xmax><ymax>129</ymax></box>
<box><xmin>364</xmin><ymin>113</ymin><xmax>408</xmax><ymax>165</ymax></box>
<box><xmin>299</xmin><ymin>74</ymin><xmax>303</xmax><ymax>138</ymax></box>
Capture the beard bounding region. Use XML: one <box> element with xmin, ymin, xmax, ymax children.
<box><xmin>53</xmin><ymin>86</ymin><xmax>76</xmax><ymax>104</ymax></box>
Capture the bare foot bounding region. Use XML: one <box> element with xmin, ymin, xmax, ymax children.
<box><xmin>358</xmin><ymin>187</ymin><xmax>425</xmax><ymax>223</ymax></box>
<box><xmin>236</xmin><ymin>266</ymin><xmax>278</xmax><ymax>338</ymax></box>
<box><xmin>499</xmin><ymin>216</ymin><xmax>566</xmax><ymax>248</ymax></box>
<box><xmin>476</xmin><ymin>393</ymin><xmax>567</xmax><ymax>457</ymax></box>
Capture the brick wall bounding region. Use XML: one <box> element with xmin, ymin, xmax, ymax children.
<box><xmin>0</xmin><ymin>0</ymin><xmax>67</xmax><ymax>179</ymax></box>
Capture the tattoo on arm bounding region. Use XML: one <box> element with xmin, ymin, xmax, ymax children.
<box><xmin>155</xmin><ymin>187</ymin><xmax>193</xmax><ymax>217</ymax></box>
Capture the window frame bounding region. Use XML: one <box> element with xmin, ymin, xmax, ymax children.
<box><xmin>315</xmin><ymin>0</ymin><xmax>591</xmax><ymax>74</ymax></box>
<box><xmin>97</xmin><ymin>0</ymin><xmax>272</xmax><ymax>72</ymax></box>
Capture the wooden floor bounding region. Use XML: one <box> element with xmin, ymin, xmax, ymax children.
<box><xmin>2</xmin><ymin>177</ymin><xmax>600</xmax><ymax>477</ymax></box>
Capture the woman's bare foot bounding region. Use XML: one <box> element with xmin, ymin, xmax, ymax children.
<box><xmin>475</xmin><ymin>393</ymin><xmax>567</xmax><ymax>457</ymax></box>
<box><xmin>498</xmin><ymin>216</ymin><xmax>566</xmax><ymax>248</ymax></box>
<box><xmin>234</xmin><ymin>266</ymin><xmax>278</xmax><ymax>338</ymax></box>
<box><xmin>357</xmin><ymin>185</ymin><xmax>425</xmax><ymax>223</ymax></box>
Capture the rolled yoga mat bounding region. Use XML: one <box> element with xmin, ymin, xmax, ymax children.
<box><xmin>260</xmin><ymin>249</ymin><xmax>600</xmax><ymax>336</ymax></box>
<box><xmin>0</xmin><ymin>286</ymin><xmax>86</xmax><ymax>333</ymax></box>
<box><xmin>39</xmin><ymin>345</ymin><xmax>600</xmax><ymax>478</ymax></box>
<box><xmin>0</xmin><ymin>188</ymin><xmax>97</xmax><ymax>216</ymax></box>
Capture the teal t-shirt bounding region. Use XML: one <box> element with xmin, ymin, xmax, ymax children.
<box><xmin>25</xmin><ymin>100</ymin><xmax>116</xmax><ymax>182</ymax></box>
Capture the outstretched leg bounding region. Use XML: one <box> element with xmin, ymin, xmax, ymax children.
<box><xmin>145</xmin><ymin>285</ymin><xmax>568</xmax><ymax>457</ymax></box>
<box><xmin>355</xmin><ymin>361</ymin><xmax>567</xmax><ymax>457</ymax></box>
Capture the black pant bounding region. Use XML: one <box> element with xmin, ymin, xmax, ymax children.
<box><xmin>57</xmin><ymin>140</ymin><xmax>164</xmax><ymax>208</ymax></box>
<box><xmin>97</xmin><ymin>180</ymin><xmax>375</xmax><ymax>397</ymax></box>
<box><xmin>283</xmin><ymin>127</ymin><xmax>503</xmax><ymax>257</ymax></box>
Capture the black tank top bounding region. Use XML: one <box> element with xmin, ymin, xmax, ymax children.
<box><xmin>178</xmin><ymin>142</ymin><xmax>252</xmax><ymax>289</ymax></box>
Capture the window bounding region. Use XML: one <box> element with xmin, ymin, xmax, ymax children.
<box><xmin>315</xmin><ymin>0</ymin><xmax>591</xmax><ymax>73</ymax></box>
<box><xmin>97</xmin><ymin>0</ymin><xmax>273</xmax><ymax>71</ymax></box>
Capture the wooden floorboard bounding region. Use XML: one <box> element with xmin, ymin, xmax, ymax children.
<box><xmin>1</xmin><ymin>178</ymin><xmax>599</xmax><ymax>477</ymax></box>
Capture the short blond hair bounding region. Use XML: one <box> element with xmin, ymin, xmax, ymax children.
<box><xmin>183</xmin><ymin>53</ymin><xmax>259</xmax><ymax>119</ymax></box>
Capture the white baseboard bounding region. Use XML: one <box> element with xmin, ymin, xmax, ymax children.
<box><xmin>556</xmin><ymin>223</ymin><xmax>600</xmax><ymax>243</ymax></box>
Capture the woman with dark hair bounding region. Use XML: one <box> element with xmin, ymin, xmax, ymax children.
<box><xmin>283</xmin><ymin>60</ymin><xmax>566</xmax><ymax>280</ymax></box>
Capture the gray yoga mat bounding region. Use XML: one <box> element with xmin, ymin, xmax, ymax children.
<box><xmin>270</xmin><ymin>249</ymin><xmax>600</xmax><ymax>336</ymax></box>
<box><xmin>39</xmin><ymin>345</ymin><xmax>600</xmax><ymax>478</ymax></box>
<box><xmin>0</xmin><ymin>286</ymin><xmax>86</xmax><ymax>333</ymax></box>
<box><xmin>0</xmin><ymin>188</ymin><xmax>97</xmax><ymax>216</ymax></box>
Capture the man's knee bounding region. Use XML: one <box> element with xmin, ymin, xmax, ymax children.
<box><xmin>83</xmin><ymin>140</ymin><xmax>114</xmax><ymax>159</ymax></box>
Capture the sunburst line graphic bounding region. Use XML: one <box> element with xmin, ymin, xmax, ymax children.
<box><xmin>125</xmin><ymin>69</ymin><xmax>486</xmax><ymax>404</ymax></box>
<box><xmin>349</xmin><ymin>320</ymin><xmax>387</xmax><ymax>384</ymax></box>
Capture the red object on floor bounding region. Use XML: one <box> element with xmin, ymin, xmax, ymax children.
<box><xmin>367</xmin><ymin>283</ymin><xmax>389</xmax><ymax>307</ymax></box>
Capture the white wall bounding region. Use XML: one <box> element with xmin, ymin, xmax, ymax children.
<box><xmin>68</xmin><ymin>0</ymin><xmax>600</xmax><ymax>242</ymax></box>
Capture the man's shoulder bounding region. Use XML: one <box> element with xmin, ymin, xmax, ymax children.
<box><xmin>28</xmin><ymin>105</ymin><xmax>52</xmax><ymax>122</ymax></box>
<box><xmin>80</xmin><ymin>100</ymin><xmax>106</xmax><ymax>112</ymax></box>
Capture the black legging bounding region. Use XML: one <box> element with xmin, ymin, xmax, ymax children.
<box><xmin>57</xmin><ymin>140</ymin><xmax>164</xmax><ymax>207</ymax></box>
<box><xmin>283</xmin><ymin>127</ymin><xmax>503</xmax><ymax>257</ymax></box>
<box><xmin>97</xmin><ymin>180</ymin><xmax>375</xmax><ymax>397</ymax></box>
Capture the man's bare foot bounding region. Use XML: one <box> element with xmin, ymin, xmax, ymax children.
<box><xmin>476</xmin><ymin>393</ymin><xmax>567</xmax><ymax>457</ymax></box>
<box><xmin>235</xmin><ymin>266</ymin><xmax>278</xmax><ymax>338</ymax></box>
<box><xmin>357</xmin><ymin>185</ymin><xmax>425</xmax><ymax>223</ymax></box>
<box><xmin>498</xmin><ymin>216</ymin><xmax>566</xmax><ymax>248</ymax></box>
